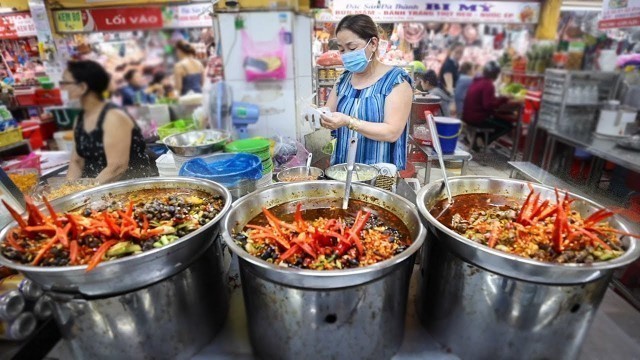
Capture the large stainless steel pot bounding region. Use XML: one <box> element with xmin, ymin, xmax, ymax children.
<box><xmin>0</xmin><ymin>177</ymin><xmax>232</xmax><ymax>297</ymax></box>
<box><xmin>221</xmin><ymin>181</ymin><xmax>426</xmax><ymax>360</ymax></box>
<box><xmin>415</xmin><ymin>176</ymin><xmax>640</xmax><ymax>360</ymax></box>
<box><xmin>50</xmin><ymin>240</ymin><xmax>229</xmax><ymax>359</ymax></box>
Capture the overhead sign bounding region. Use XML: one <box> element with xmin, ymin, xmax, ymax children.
<box><xmin>599</xmin><ymin>0</ymin><xmax>640</xmax><ymax>29</ymax></box>
<box><xmin>163</xmin><ymin>3</ymin><xmax>213</xmax><ymax>28</ymax></box>
<box><xmin>0</xmin><ymin>12</ymin><xmax>37</xmax><ymax>40</ymax></box>
<box><xmin>319</xmin><ymin>0</ymin><xmax>540</xmax><ymax>24</ymax></box>
<box><xmin>54</xmin><ymin>4</ymin><xmax>212</xmax><ymax>33</ymax></box>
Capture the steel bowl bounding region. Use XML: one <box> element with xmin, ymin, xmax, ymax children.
<box><xmin>276</xmin><ymin>166</ymin><xmax>324</xmax><ymax>182</ymax></box>
<box><xmin>222</xmin><ymin>181</ymin><xmax>426</xmax><ymax>360</ymax></box>
<box><xmin>414</xmin><ymin>176</ymin><xmax>640</xmax><ymax>359</ymax></box>
<box><xmin>163</xmin><ymin>129</ymin><xmax>230</xmax><ymax>156</ymax></box>
<box><xmin>416</xmin><ymin>176</ymin><xmax>640</xmax><ymax>284</ymax></box>
<box><xmin>0</xmin><ymin>177</ymin><xmax>232</xmax><ymax>297</ymax></box>
<box><xmin>325</xmin><ymin>163</ymin><xmax>380</xmax><ymax>185</ymax></box>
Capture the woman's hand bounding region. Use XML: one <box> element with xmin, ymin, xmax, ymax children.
<box><xmin>320</xmin><ymin>112</ymin><xmax>350</xmax><ymax>130</ymax></box>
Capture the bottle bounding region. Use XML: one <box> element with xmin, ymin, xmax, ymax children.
<box><xmin>0</xmin><ymin>290</ymin><xmax>25</xmax><ymax>321</ymax></box>
<box><xmin>33</xmin><ymin>295</ymin><xmax>53</xmax><ymax>320</ymax></box>
<box><xmin>0</xmin><ymin>312</ymin><xmax>37</xmax><ymax>341</ymax></box>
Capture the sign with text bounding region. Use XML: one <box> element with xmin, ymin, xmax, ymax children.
<box><xmin>54</xmin><ymin>7</ymin><xmax>163</xmax><ymax>32</ymax></box>
<box><xmin>0</xmin><ymin>12</ymin><xmax>37</xmax><ymax>40</ymax></box>
<box><xmin>599</xmin><ymin>0</ymin><xmax>640</xmax><ymax>29</ymax></box>
<box><xmin>54</xmin><ymin>4</ymin><xmax>212</xmax><ymax>32</ymax></box>
<box><xmin>163</xmin><ymin>3</ymin><xmax>213</xmax><ymax>28</ymax></box>
<box><xmin>319</xmin><ymin>0</ymin><xmax>540</xmax><ymax>24</ymax></box>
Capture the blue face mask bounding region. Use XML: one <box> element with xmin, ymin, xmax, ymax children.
<box><xmin>341</xmin><ymin>39</ymin><xmax>374</xmax><ymax>73</ymax></box>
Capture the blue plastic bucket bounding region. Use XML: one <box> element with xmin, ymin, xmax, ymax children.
<box><xmin>434</xmin><ymin>117</ymin><xmax>462</xmax><ymax>154</ymax></box>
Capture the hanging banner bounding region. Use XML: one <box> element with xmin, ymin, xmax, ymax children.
<box><xmin>54</xmin><ymin>4</ymin><xmax>212</xmax><ymax>33</ymax></box>
<box><xmin>599</xmin><ymin>0</ymin><xmax>640</xmax><ymax>29</ymax></box>
<box><xmin>163</xmin><ymin>3</ymin><xmax>213</xmax><ymax>28</ymax></box>
<box><xmin>318</xmin><ymin>0</ymin><xmax>541</xmax><ymax>24</ymax></box>
<box><xmin>0</xmin><ymin>12</ymin><xmax>37</xmax><ymax>39</ymax></box>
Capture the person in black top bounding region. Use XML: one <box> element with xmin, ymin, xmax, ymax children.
<box><xmin>438</xmin><ymin>43</ymin><xmax>464</xmax><ymax>96</ymax></box>
<box><xmin>62</xmin><ymin>60</ymin><xmax>158</xmax><ymax>183</ymax></box>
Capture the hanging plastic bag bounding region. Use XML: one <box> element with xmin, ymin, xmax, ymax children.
<box><xmin>242</xmin><ymin>29</ymin><xmax>287</xmax><ymax>81</ymax></box>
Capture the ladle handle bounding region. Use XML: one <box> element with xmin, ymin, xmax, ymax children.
<box><xmin>426</xmin><ymin>112</ymin><xmax>453</xmax><ymax>203</ymax></box>
<box><xmin>342</xmin><ymin>135</ymin><xmax>358</xmax><ymax>209</ymax></box>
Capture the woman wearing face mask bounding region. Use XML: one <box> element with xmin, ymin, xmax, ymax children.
<box><xmin>62</xmin><ymin>60</ymin><xmax>158</xmax><ymax>183</ymax></box>
<box><xmin>321</xmin><ymin>14</ymin><xmax>413</xmax><ymax>169</ymax></box>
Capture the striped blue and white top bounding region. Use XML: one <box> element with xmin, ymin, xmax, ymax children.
<box><xmin>331</xmin><ymin>67</ymin><xmax>413</xmax><ymax>170</ymax></box>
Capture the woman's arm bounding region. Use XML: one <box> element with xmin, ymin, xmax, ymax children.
<box><xmin>174</xmin><ymin>64</ymin><xmax>184</xmax><ymax>95</ymax></box>
<box><xmin>321</xmin><ymin>81</ymin><xmax>413</xmax><ymax>143</ymax></box>
<box><xmin>443</xmin><ymin>73</ymin><xmax>454</xmax><ymax>94</ymax></box>
<box><xmin>95</xmin><ymin>110</ymin><xmax>134</xmax><ymax>184</ymax></box>
<box><xmin>66</xmin><ymin>147</ymin><xmax>84</xmax><ymax>181</ymax></box>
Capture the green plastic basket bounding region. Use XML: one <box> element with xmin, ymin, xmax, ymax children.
<box><xmin>224</xmin><ymin>138</ymin><xmax>270</xmax><ymax>154</ymax></box>
<box><xmin>157</xmin><ymin>119</ymin><xmax>196</xmax><ymax>140</ymax></box>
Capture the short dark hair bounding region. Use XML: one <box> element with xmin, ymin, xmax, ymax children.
<box><xmin>459</xmin><ymin>62</ymin><xmax>473</xmax><ymax>75</ymax></box>
<box><xmin>67</xmin><ymin>60</ymin><xmax>110</xmax><ymax>97</ymax></box>
<box><xmin>483</xmin><ymin>61</ymin><xmax>501</xmax><ymax>80</ymax></box>
<box><xmin>151</xmin><ymin>71</ymin><xmax>165</xmax><ymax>85</ymax></box>
<box><xmin>124</xmin><ymin>69</ymin><xmax>137</xmax><ymax>83</ymax></box>
<box><xmin>175</xmin><ymin>40</ymin><xmax>196</xmax><ymax>56</ymax></box>
<box><xmin>416</xmin><ymin>70</ymin><xmax>438</xmax><ymax>87</ymax></box>
<box><xmin>335</xmin><ymin>14</ymin><xmax>379</xmax><ymax>43</ymax></box>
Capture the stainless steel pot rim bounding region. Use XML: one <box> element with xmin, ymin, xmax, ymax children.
<box><xmin>221</xmin><ymin>180</ymin><xmax>426</xmax><ymax>278</ymax></box>
<box><xmin>276</xmin><ymin>166</ymin><xmax>324</xmax><ymax>181</ymax></box>
<box><xmin>416</xmin><ymin>176</ymin><xmax>640</xmax><ymax>271</ymax></box>
<box><xmin>0</xmin><ymin>177</ymin><xmax>233</xmax><ymax>273</ymax></box>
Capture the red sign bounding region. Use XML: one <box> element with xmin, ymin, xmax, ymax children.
<box><xmin>86</xmin><ymin>7</ymin><xmax>163</xmax><ymax>31</ymax></box>
<box><xmin>0</xmin><ymin>12</ymin><xmax>37</xmax><ymax>40</ymax></box>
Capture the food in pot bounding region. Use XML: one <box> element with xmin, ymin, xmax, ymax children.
<box><xmin>326</xmin><ymin>167</ymin><xmax>378</xmax><ymax>182</ymax></box>
<box><xmin>279</xmin><ymin>174</ymin><xmax>318</xmax><ymax>182</ymax></box>
<box><xmin>1</xmin><ymin>189</ymin><xmax>224</xmax><ymax>271</ymax></box>
<box><xmin>233</xmin><ymin>200</ymin><xmax>411</xmax><ymax>270</ymax></box>
<box><xmin>44</xmin><ymin>181</ymin><xmax>98</xmax><ymax>201</ymax></box>
<box><xmin>432</xmin><ymin>184</ymin><xmax>638</xmax><ymax>264</ymax></box>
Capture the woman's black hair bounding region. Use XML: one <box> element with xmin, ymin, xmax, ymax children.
<box><xmin>67</xmin><ymin>60</ymin><xmax>110</xmax><ymax>97</ymax></box>
<box><xmin>124</xmin><ymin>69</ymin><xmax>137</xmax><ymax>83</ymax></box>
<box><xmin>335</xmin><ymin>14</ymin><xmax>379</xmax><ymax>42</ymax></box>
<box><xmin>416</xmin><ymin>70</ymin><xmax>438</xmax><ymax>87</ymax></box>
<box><xmin>175</xmin><ymin>40</ymin><xmax>196</xmax><ymax>56</ymax></box>
<box><xmin>483</xmin><ymin>61</ymin><xmax>501</xmax><ymax>80</ymax></box>
<box><xmin>151</xmin><ymin>71</ymin><xmax>166</xmax><ymax>85</ymax></box>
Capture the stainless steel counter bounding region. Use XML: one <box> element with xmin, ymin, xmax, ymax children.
<box><xmin>541</xmin><ymin>127</ymin><xmax>640</xmax><ymax>174</ymax></box>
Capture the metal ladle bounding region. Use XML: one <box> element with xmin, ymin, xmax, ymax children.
<box><xmin>342</xmin><ymin>135</ymin><xmax>359</xmax><ymax>209</ymax></box>
<box><xmin>306</xmin><ymin>153</ymin><xmax>313</xmax><ymax>176</ymax></box>
<box><xmin>426</xmin><ymin>112</ymin><xmax>453</xmax><ymax>204</ymax></box>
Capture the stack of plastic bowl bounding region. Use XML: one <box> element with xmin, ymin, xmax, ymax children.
<box><xmin>179</xmin><ymin>153</ymin><xmax>263</xmax><ymax>199</ymax></box>
<box><xmin>224</xmin><ymin>138</ymin><xmax>273</xmax><ymax>188</ymax></box>
<box><xmin>155</xmin><ymin>152</ymin><xmax>178</xmax><ymax>177</ymax></box>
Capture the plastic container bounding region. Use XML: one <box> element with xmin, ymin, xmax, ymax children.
<box><xmin>0</xmin><ymin>128</ymin><xmax>23</xmax><ymax>148</ymax></box>
<box><xmin>35</xmin><ymin>89</ymin><xmax>62</xmax><ymax>106</ymax></box>
<box><xmin>53</xmin><ymin>130</ymin><xmax>74</xmax><ymax>152</ymax></box>
<box><xmin>434</xmin><ymin>117</ymin><xmax>462</xmax><ymax>154</ymax></box>
<box><xmin>19</xmin><ymin>123</ymin><xmax>43</xmax><ymax>150</ymax></box>
<box><xmin>179</xmin><ymin>153</ymin><xmax>262</xmax><ymax>187</ymax></box>
<box><xmin>14</xmin><ymin>88</ymin><xmax>36</xmax><ymax>107</ymax></box>
<box><xmin>2</xmin><ymin>153</ymin><xmax>41</xmax><ymax>174</ymax></box>
<box><xmin>224</xmin><ymin>138</ymin><xmax>270</xmax><ymax>155</ymax></box>
<box><xmin>157</xmin><ymin>119</ymin><xmax>196</xmax><ymax>140</ymax></box>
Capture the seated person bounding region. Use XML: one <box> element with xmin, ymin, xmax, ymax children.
<box><xmin>454</xmin><ymin>62</ymin><xmax>474</xmax><ymax>118</ymax></box>
<box><xmin>120</xmin><ymin>69</ymin><xmax>154</xmax><ymax>106</ymax></box>
<box><xmin>462</xmin><ymin>61</ymin><xmax>511</xmax><ymax>148</ymax></box>
<box><xmin>415</xmin><ymin>70</ymin><xmax>452</xmax><ymax>117</ymax></box>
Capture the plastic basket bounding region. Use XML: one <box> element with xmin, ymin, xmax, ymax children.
<box><xmin>2</xmin><ymin>153</ymin><xmax>41</xmax><ymax>174</ymax></box>
<box><xmin>35</xmin><ymin>89</ymin><xmax>62</xmax><ymax>106</ymax></box>
<box><xmin>157</xmin><ymin>119</ymin><xmax>196</xmax><ymax>140</ymax></box>
<box><xmin>0</xmin><ymin>127</ymin><xmax>23</xmax><ymax>148</ymax></box>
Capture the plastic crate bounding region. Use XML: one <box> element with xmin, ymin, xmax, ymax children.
<box><xmin>0</xmin><ymin>127</ymin><xmax>23</xmax><ymax>148</ymax></box>
<box><xmin>20</xmin><ymin>123</ymin><xmax>43</xmax><ymax>150</ymax></box>
<box><xmin>35</xmin><ymin>89</ymin><xmax>62</xmax><ymax>106</ymax></box>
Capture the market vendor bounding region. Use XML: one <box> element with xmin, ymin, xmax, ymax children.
<box><xmin>462</xmin><ymin>61</ymin><xmax>511</xmax><ymax>149</ymax></box>
<box><xmin>120</xmin><ymin>69</ymin><xmax>154</xmax><ymax>106</ymax></box>
<box><xmin>62</xmin><ymin>60</ymin><xmax>159</xmax><ymax>183</ymax></box>
<box><xmin>174</xmin><ymin>41</ymin><xmax>204</xmax><ymax>96</ymax></box>
<box><xmin>415</xmin><ymin>70</ymin><xmax>452</xmax><ymax>117</ymax></box>
<box><xmin>320</xmin><ymin>14</ymin><xmax>413</xmax><ymax>169</ymax></box>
